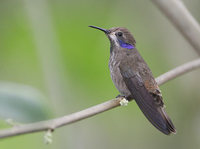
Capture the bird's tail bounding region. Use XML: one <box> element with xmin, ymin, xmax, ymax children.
<box><xmin>119</xmin><ymin>66</ymin><xmax>176</xmax><ymax>135</ymax></box>
<box><xmin>159</xmin><ymin>107</ymin><xmax>176</xmax><ymax>134</ymax></box>
<box><xmin>134</xmin><ymin>94</ymin><xmax>176</xmax><ymax>135</ymax></box>
<box><xmin>133</xmin><ymin>93</ymin><xmax>176</xmax><ymax>135</ymax></box>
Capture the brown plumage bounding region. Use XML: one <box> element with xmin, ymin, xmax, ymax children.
<box><xmin>89</xmin><ymin>25</ymin><xmax>176</xmax><ymax>135</ymax></box>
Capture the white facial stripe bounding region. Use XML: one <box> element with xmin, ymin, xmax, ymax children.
<box><xmin>109</xmin><ymin>33</ymin><xmax>119</xmax><ymax>47</ymax></box>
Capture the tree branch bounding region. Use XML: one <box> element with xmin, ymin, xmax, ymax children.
<box><xmin>151</xmin><ymin>0</ymin><xmax>200</xmax><ymax>55</ymax></box>
<box><xmin>156</xmin><ymin>58</ymin><xmax>200</xmax><ymax>85</ymax></box>
<box><xmin>0</xmin><ymin>58</ymin><xmax>200</xmax><ymax>139</ymax></box>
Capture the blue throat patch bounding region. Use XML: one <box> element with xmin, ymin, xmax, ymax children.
<box><xmin>119</xmin><ymin>40</ymin><xmax>134</xmax><ymax>49</ymax></box>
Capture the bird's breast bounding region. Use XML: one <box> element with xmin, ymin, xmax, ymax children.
<box><xmin>109</xmin><ymin>52</ymin><xmax>131</xmax><ymax>96</ymax></box>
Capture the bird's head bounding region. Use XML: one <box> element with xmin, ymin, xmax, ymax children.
<box><xmin>89</xmin><ymin>26</ymin><xmax>136</xmax><ymax>50</ymax></box>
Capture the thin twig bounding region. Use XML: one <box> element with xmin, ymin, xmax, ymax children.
<box><xmin>156</xmin><ymin>58</ymin><xmax>200</xmax><ymax>85</ymax></box>
<box><xmin>0</xmin><ymin>58</ymin><xmax>200</xmax><ymax>139</ymax></box>
<box><xmin>151</xmin><ymin>0</ymin><xmax>200</xmax><ymax>55</ymax></box>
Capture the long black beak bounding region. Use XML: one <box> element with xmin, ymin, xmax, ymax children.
<box><xmin>89</xmin><ymin>25</ymin><xmax>110</xmax><ymax>34</ymax></box>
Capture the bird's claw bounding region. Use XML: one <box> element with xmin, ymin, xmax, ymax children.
<box><xmin>116</xmin><ymin>94</ymin><xmax>126</xmax><ymax>98</ymax></box>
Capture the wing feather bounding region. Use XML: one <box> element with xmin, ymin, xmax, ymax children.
<box><xmin>119</xmin><ymin>66</ymin><xmax>176</xmax><ymax>135</ymax></box>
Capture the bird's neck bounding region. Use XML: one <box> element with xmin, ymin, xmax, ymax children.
<box><xmin>110</xmin><ymin>44</ymin><xmax>135</xmax><ymax>54</ymax></box>
<box><xmin>118</xmin><ymin>40</ymin><xmax>135</xmax><ymax>49</ymax></box>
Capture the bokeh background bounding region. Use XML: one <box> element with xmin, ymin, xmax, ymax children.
<box><xmin>0</xmin><ymin>0</ymin><xmax>200</xmax><ymax>149</ymax></box>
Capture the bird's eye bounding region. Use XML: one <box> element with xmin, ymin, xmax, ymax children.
<box><xmin>117</xmin><ymin>32</ymin><xmax>123</xmax><ymax>36</ymax></box>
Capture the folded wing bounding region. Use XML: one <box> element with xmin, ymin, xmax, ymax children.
<box><xmin>119</xmin><ymin>65</ymin><xmax>176</xmax><ymax>135</ymax></box>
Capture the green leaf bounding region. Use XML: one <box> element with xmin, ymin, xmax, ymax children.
<box><xmin>0</xmin><ymin>82</ymin><xmax>51</xmax><ymax>123</ymax></box>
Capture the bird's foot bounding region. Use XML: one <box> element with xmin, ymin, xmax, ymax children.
<box><xmin>116</xmin><ymin>95</ymin><xmax>129</xmax><ymax>106</ymax></box>
<box><xmin>116</xmin><ymin>95</ymin><xmax>132</xmax><ymax>100</ymax></box>
<box><xmin>116</xmin><ymin>94</ymin><xmax>126</xmax><ymax>98</ymax></box>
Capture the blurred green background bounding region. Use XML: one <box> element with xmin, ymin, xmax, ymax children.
<box><xmin>0</xmin><ymin>0</ymin><xmax>200</xmax><ymax>148</ymax></box>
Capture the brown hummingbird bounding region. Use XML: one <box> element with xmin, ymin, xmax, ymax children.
<box><xmin>89</xmin><ymin>25</ymin><xmax>176</xmax><ymax>135</ymax></box>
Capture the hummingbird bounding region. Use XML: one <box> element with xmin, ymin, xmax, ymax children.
<box><xmin>89</xmin><ymin>25</ymin><xmax>176</xmax><ymax>135</ymax></box>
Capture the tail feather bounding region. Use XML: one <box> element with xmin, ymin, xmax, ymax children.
<box><xmin>134</xmin><ymin>93</ymin><xmax>176</xmax><ymax>135</ymax></box>
<box><xmin>160</xmin><ymin>108</ymin><xmax>176</xmax><ymax>134</ymax></box>
<box><xmin>119</xmin><ymin>67</ymin><xmax>176</xmax><ymax>135</ymax></box>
